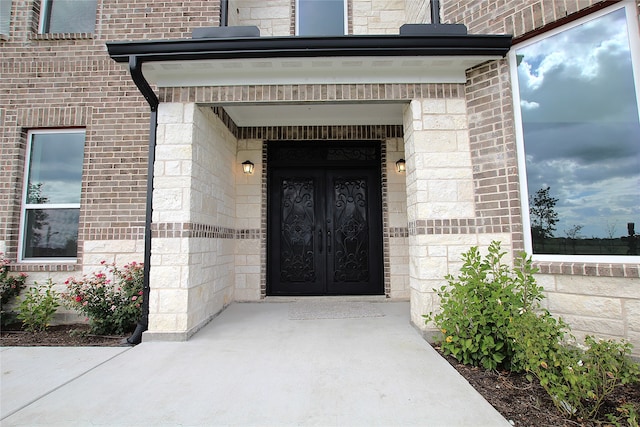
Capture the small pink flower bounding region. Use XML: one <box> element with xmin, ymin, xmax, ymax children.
<box><xmin>132</xmin><ymin>296</ymin><xmax>137</xmax><ymax>301</ymax></box>
<box><xmin>110</xmin><ymin>305</ymin><xmax>116</xmax><ymax>311</ymax></box>
<box><xmin>138</xmin><ymin>291</ymin><xmax>143</xmax><ymax>295</ymax></box>
<box><xmin>83</xmin><ymin>301</ymin><xmax>88</xmax><ymax>306</ymax></box>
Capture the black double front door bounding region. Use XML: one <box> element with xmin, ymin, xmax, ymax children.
<box><xmin>267</xmin><ymin>142</ymin><xmax>383</xmax><ymax>296</ymax></box>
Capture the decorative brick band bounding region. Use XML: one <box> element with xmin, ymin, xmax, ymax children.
<box><xmin>16</xmin><ymin>106</ymin><xmax>92</xmax><ymax>128</ymax></box>
<box><xmin>10</xmin><ymin>263</ymin><xmax>80</xmax><ymax>273</ymax></box>
<box><xmin>151</xmin><ymin>222</ymin><xmax>261</xmax><ymax>240</ymax></box>
<box><xmin>83</xmin><ymin>226</ymin><xmax>145</xmax><ymax>241</ymax></box>
<box><xmin>408</xmin><ymin>218</ymin><xmax>511</xmax><ymax>236</ymax></box>
<box><xmin>388</xmin><ymin>227</ymin><xmax>409</xmax><ymax>238</ymax></box>
<box><xmin>158</xmin><ymin>83</ymin><xmax>464</xmax><ymax>104</ymax></box>
<box><xmin>534</xmin><ymin>262</ymin><xmax>639</xmax><ymax>278</ymax></box>
<box><xmin>236</xmin><ymin>124</ymin><xmax>403</xmax><ymax>141</ymax></box>
<box><xmin>30</xmin><ymin>33</ymin><xmax>94</xmax><ymax>41</ymax></box>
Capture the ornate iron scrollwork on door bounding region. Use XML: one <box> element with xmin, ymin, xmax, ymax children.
<box><xmin>280</xmin><ymin>177</ymin><xmax>316</xmax><ymax>282</ymax></box>
<box><xmin>332</xmin><ymin>178</ymin><xmax>369</xmax><ymax>282</ymax></box>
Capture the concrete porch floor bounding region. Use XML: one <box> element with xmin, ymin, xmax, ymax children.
<box><xmin>1</xmin><ymin>301</ymin><xmax>510</xmax><ymax>426</ymax></box>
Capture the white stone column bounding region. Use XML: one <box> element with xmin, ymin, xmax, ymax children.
<box><xmin>404</xmin><ymin>98</ymin><xmax>512</xmax><ymax>335</ymax></box>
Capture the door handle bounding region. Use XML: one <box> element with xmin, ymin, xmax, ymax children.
<box><xmin>327</xmin><ymin>230</ymin><xmax>331</xmax><ymax>253</ymax></box>
<box><xmin>318</xmin><ymin>229</ymin><xmax>323</xmax><ymax>253</ymax></box>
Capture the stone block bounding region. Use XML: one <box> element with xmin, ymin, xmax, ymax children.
<box><xmin>150</xmin><ymin>266</ymin><xmax>183</xmax><ymax>289</ymax></box>
<box><xmin>556</xmin><ymin>276</ymin><xmax>640</xmax><ymax>299</ymax></box>
<box><xmin>158</xmin><ymin>289</ymin><xmax>188</xmax><ymax>313</ymax></box>
<box><xmin>164</xmin><ymin>124</ymin><xmax>194</xmax><ymax>145</ymax></box>
<box><xmin>153</xmin><ymin>188</ymin><xmax>184</xmax><ymax>211</ymax></box>
<box><xmin>157</xmin><ymin>103</ymin><xmax>184</xmax><ymax>124</ymax></box>
<box><xmin>547</xmin><ymin>293</ymin><xmax>622</xmax><ymax>319</ymax></box>
<box><xmin>421</xmin><ymin>99</ymin><xmax>446</xmax><ymax>114</ymax></box>
<box><xmin>413</xmin><ymin>130</ymin><xmax>457</xmax><ymax>152</ymax></box>
<box><xmin>626</xmin><ymin>300</ymin><xmax>640</xmax><ymax>331</ymax></box>
<box><xmin>560</xmin><ymin>314</ymin><xmax>625</xmax><ymax>337</ymax></box>
<box><xmin>446</xmin><ymin>98</ymin><xmax>467</xmax><ymax>114</ymax></box>
<box><xmin>535</xmin><ymin>274</ymin><xmax>556</xmax><ymax>292</ymax></box>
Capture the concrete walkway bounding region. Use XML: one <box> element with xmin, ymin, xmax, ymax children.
<box><xmin>1</xmin><ymin>301</ymin><xmax>510</xmax><ymax>426</ymax></box>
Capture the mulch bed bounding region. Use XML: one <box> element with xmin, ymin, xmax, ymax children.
<box><xmin>438</xmin><ymin>348</ymin><xmax>640</xmax><ymax>427</ymax></box>
<box><xmin>2</xmin><ymin>326</ymin><xmax>639</xmax><ymax>426</ymax></box>
<box><xmin>1</xmin><ymin>323</ymin><xmax>128</xmax><ymax>347</ymax></box>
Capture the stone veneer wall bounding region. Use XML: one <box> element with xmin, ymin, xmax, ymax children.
<box><xmin>403</xmin><ymin>94</ymin><xmax>514</xmax><ymax>329</ymax></box>
<box><xmin>235</xmin><ymin>138</ymin><xmax>263</xmax><ymax>302</ymax></box>
<box><xmin>146</xmin><ymin>103</ymin><xmax>236</xmax><ymax>340</ymax></box>
<box><xmin>386</xmin><ymin>137</ymin><xmax>410</xmax><ymax>299</ymax></box>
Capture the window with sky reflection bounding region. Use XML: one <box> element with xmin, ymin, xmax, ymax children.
<box><xmin>514</xmin><ymin>6</ymin><xmax>640</xmax><ymax>256</ymax></box>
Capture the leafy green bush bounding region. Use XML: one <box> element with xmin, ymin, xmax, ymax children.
<box><xmin>517</xmin><ymin>330</ymin><xmax>639</xmax><ymax>421</ymax></box>
<box><xmin>0</xmin><ymin>254</ymin><xmax>28</xmax><ymax>327</ymax></box>
<box><xmin>423</xmin><ymin>241</ymin><xmax>544</xmax><ymax>370</ymax></box>
<box><xmin>63</xmin><ymin>261</ymin><xmax>143</xmax><ymax>335</ymax></box>
<box><xmin>17</xmin><ymin>279</ymin><xmax>60</xmax><ymax>332</ymax></box>
<box><xmin>426</xmin><ymin>240</ymin><xmax>640</xmax><ymax>422</ymax></box>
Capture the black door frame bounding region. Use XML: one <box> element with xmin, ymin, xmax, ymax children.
<box><xmin>266</xmin><ymin>140</ymin><xmax>384</xmax><ymax>296</ymax></box>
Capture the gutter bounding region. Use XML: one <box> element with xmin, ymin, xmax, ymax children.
<box><xmin>107</xmin><ymin>33</ymin><xmax>512</xmax><ymax>64</ymax></box>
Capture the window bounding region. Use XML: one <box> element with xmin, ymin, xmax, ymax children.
<box><xmin>40</xmin><ymin>0</ymin><xmax>97</xmax><ymax>34</ymax></box>
<box><xmin>296</xmin><ymin>0</ymin><xmax>346</xmax><ymax>36</ymax></box>
<box><xmin>20</xmin><ymin>130</ymin><xmax>85</xmax><ymax>260</ymax></box>
<box><xmin>1</xmin><ymin>0</ymin><xmax>10</xmax><ymax>37</ymax></box>
<box><xmin>511</xmin><ymin>3</ymin><xmax>640</xmax><ymax>259</ymax></box>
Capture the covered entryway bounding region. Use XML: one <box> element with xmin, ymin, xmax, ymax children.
<box><xmin>267</xmin><ymin>141</ymin><xmax>383</xmax><ymax>296</ymax></box>
<box><xmin>106</xmin><ymin>25</ymin><xmax>511</xmax><ymax>340</ymax></box>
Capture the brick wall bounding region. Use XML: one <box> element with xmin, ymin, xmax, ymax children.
<box><xmin>0</xmin><ymin>0</ymin><xmax>222</xmax><ymax>276</ymax></box>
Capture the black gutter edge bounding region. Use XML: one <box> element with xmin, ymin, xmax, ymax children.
<box><xmin>107</xmin><ymin>33</ymin><xmax>512</xmax><ymax>64</ymax></box>
<box><xmin>123</xmin><ymin>56</ymin><xmax>159</xmax><ymax>345</ymax></box>
<box><xmin>129</xmin><ymin>56</ymin><xmax>159</xmax><ymax>112</ymax></box>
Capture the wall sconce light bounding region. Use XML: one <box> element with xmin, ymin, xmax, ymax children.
<box><xmin>396</xmin><ymin>159</ymin><xmax>406</xmax><ymax>173</ymax></box>
<box><xmin>242</xmin><ymin>160</ymin><xmax>255</xmax><ymax>175</ymax></box>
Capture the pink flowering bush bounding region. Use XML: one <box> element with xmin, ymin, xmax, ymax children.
<box><xmin>63</xmin><ymin>261</ymin><xmax>143</xmax><ymax>335</ymax></box>
<box><xmin>0</xmin><ymin>253</ymin><xmax>28</xmax><ymax>327</ymax></box>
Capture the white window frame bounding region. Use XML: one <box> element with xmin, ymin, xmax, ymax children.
<box><xmin>509</xmin><ymin>2</ymin><xmax>640</xmax><ymax>264</ymax></box>
<box><xmin>295</xmin><ymin>0</ymin><xmax>347</xmax><ymax>36</ymax></box>
<box><xmin>19</xmin><ymin>129</ymin><xmax>85</xmax><ymax>263</ymax></box>
<box><xmin>38</xmin><ymin>0</ymin><xmax>97</xmax><ymax>34</ymax></box>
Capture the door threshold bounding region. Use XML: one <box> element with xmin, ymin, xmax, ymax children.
<box><xmin>264</xmin><ymin>295</ymin><xmax>389</xmax><ymax>303</ymax></box>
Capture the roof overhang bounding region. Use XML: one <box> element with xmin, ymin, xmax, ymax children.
<box><xmin>107</xmin><ymin>33</ymin><xmax>512</xmax><ymax>88</ymax></box>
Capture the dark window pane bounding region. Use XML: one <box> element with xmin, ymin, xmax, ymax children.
<box><xmin>298</xmin><ymin>0</ymin><xmax>344</xmax><ymax>36</ymax></box>
<box><xmin>27</xmin><ymin>132</ymin><xmax>84</xmax><ymax>204</ymax></box>
<box><xmin>23</xmin><ymin>208</ymin><xmax>79</xmax><ymax>258</ymax></box>
<box><xmin>45</xmin><ymin>0</ymin><xmax>96</xmax><ymax>34</ymax></box>
<box><xmin>516</xmin><ymin>8</ymin><xmax>640</xmax><ymax>256</ymax></box>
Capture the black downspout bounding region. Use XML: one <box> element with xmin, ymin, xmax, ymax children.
<box><xmin>220</xmin><ymin>0</ymin><xmax>229</xmax><ymax>27</ymax></box>
<box><xmin>125</xmin><ymin>56</ymin><xmax>159</xmax><ymax>345</ymax></box>
<box><xmin>431</xmin><ymin>0</ymin><xmax>441</xmax><ymax>25</ymax></box>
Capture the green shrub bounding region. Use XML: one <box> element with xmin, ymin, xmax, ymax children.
<box><xmin>423</xmin><ymin>241</ymin><xmax>544</xmax><ymax>370</ymax></box>
<box><xmin>63</xmin><ymin>261</ymin><xmax>143</xmax><ymax>335</ymax></box>
<box><xmin>17</xmin><ymin>279</ymin><xmax>60</xmax><ymax>332</ymax></box>
<box><xmin>426</xmin><ymin>240</ymin><xmax>640</xmax><ymax>422</ymax></box>
<box><xmin>0</xmin><ymin>254</ymin><xmax>28</xmax><ymax>327</ymax></box>
<box><xmin>517</xmin><ymin>331</ymin><xmax>639</xmax><ymax>421</ymax></box>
